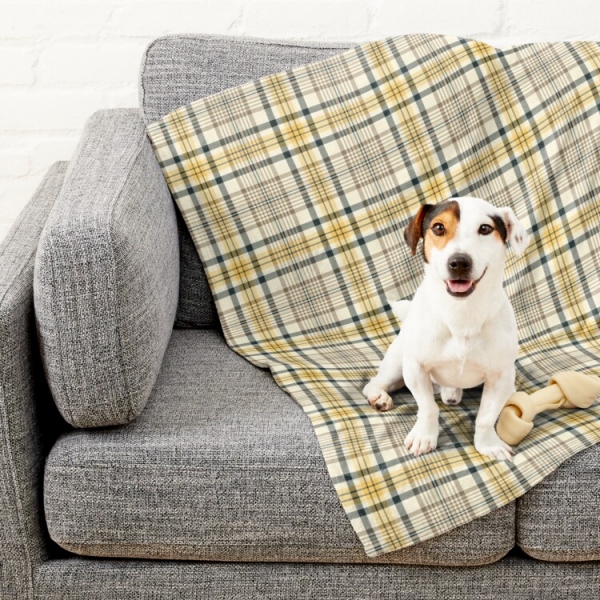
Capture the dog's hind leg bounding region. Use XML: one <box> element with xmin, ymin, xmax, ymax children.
<box><xmin>440</xmin><ymin>387</ymin><xmax>463</xmax><ymax>406</ymax></box>
<box><xmin>363</xmin><ymin>336</ymin><xmax>404</xmax><ymax>412</ymax></box>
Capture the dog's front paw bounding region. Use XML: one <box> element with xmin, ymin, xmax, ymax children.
<box><xmin>363</xmin><ymin>380</ymin><xmax>394</xmax><ymax>412</ymax></box>
<box><xmin>404</xmin><ymin>420</ymin><xmax>439</xmax><ymax>456</ymax></box>
<box><xmin>475</xmin><ymin>432</ymin><xmax>515</xmax><ymax>462</ymax></box>
<box><xmin>368</xmin><ymin>390</ymin><xmax>394</xmax><ymax>412</ymax></box>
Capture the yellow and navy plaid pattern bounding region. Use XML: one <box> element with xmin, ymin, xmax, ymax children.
<box><xmin>148</xmin><ymin>34</ymin><xmax>600</xmax><ymax>557</ymax></box>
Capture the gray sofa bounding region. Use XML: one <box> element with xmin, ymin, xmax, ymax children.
<box><xmin>1</xmin><ymin>34</ymin><xmax>598</xmax><ymax>599</ymax></box>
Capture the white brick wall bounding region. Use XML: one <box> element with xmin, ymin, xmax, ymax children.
<box><xmin>1</xmin><ymin>0</ymin><xmax>599</xmax><ymax>240</ymax></box>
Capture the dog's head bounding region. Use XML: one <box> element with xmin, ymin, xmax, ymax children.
<box><xmin>404</xmin><ymin>197</ymin><xmax>528</xmax><ymax>298</ymax></box>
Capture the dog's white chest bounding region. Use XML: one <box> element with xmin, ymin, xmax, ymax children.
<box><xmin>428</xmin><ymin>334</ymin><xmax>487</xmax><ymax>389</ymax></box>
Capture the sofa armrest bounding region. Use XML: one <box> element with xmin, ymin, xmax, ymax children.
<box><xmin>34</xmin><ymin>109</ymin><xmax>179</xmax><ymax>428</ymax></box>
<box><xmin>0</xmin><ymin>163</ymin><xmax>68</xmax><ymax>598</ymax></box>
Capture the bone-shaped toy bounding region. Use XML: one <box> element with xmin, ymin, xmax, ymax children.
<box><xmin>496</xmin><ymin>371</ymin><xmax>600</xmax><ymax>446</ymax></box>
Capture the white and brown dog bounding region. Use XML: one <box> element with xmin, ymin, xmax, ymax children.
<box><xmin>363</xmin><ymin>197</ymin><xmax>529</xmax><ymax>461</ymax></box>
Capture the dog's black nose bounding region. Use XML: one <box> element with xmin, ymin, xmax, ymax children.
<box><xmin>447</xmin><ymin>253</ymin><xmax>472</xmax><ymax>277</ymax></box>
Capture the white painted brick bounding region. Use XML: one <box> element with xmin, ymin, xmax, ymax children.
<box><xmin>109</xmin><ymin>84</ymin><xmax>141</xmax><ymax>109</ymax></box>
<box><xmin>0</xmin><ymin>223</ymin><xmax>12</xmax><ymax>243</ymax></box>
<box><xmin>0</xmin><ymin>177</ymin><xmax>41</xmax><ymax>221</ymax></box>
<box><xmin>38</xmin><ymin>41</ymin><xmax>147</xmax><ymax>86</ymax></box>
<box><xmin>244</xmin><ymin>0</ymin><xmax>371</xmax><ymax>41</ymax></box>
<box><xmin>0</xmin><ymin>2</ymin><xmax>114</xmax><ymax>39</ymax></box>
<box><xmin>371</xmin><ymin>0</ymin><xmax>502</xmax><ymax>38</ymax></box>
<box><xmin>0</xmin><ymin>46</ymin><xmax>37</xmax><ymax>85</ymax></box>
<box><xmin>505</xmin><ymin>0</ymin><xmax>600</xmax><ymax>40</ymax></box>
<box><xmin>0</xmin><ymin>152</ymin><xmax>30</xmax><ymax>178</ymax></box>
<box><xmin>30</xmin><ymin>135</ymin><xmax>79</xmax><ymax>175</ymax></box>
<box><xmin>107</xmin><ymin>1</ymin><xmax>243</xmax><ymax>37</ymax></box>
<box><xmin>0</xmin><ymin>90</ymin><xmax>118</xmax><ymax>131</ymax></box>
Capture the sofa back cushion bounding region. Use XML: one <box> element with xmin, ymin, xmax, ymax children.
<box><xmin>139</xmin><ymin>34</ymin><xmax>350</xmax><ymax>328</ymax></box>
<box><xmin>34</xmin><ymin>110</ymin><xmax>179</xmax><ymax>428</ymax></box>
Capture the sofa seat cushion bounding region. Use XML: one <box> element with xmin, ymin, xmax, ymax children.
<box><xmin>517</xmin><ymin>444</ymin><xmax>600</xmax><ymax>562</ymax></box>
<box><xmin>44</xmin><ymin>329</ymin><xmax>514</xmax><ymax>566</ymax></box>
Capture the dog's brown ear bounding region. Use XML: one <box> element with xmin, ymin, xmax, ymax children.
<box><xmin>404</xmin><ymin>204</ymin><xmax>434</xmax><ymax>256</ymax></box>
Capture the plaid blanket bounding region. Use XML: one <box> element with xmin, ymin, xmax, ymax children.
<box><xmin>147</xmin><ymin>34</ymin><xmax>600</xmax><ymax>557</ymax></box>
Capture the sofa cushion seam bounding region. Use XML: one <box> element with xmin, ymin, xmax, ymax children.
<box><xmin>106</xmin><ymin>123</ymin><xmax>149</xmax><ymax>423</ymax></box>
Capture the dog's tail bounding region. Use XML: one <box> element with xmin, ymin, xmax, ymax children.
<box><xmin>389</xmin><ymin>299</ymin><xmax>412</xmax><ymax>322</ymax></box>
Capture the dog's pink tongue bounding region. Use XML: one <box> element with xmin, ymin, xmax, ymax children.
<box><xmin>448</xmin><ymin>280</ymin><xmax>473</xmax><ymax>293</ymax></box>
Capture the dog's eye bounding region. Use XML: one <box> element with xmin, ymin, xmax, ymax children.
<box><xmin>431</xmin><ymin>223</ymin><xmax>445</xmax><ymax>236</ymax></box>
<box><xmin>479</xmin><ymin>224</ymin><xmax>493</xmax><ymax>235</ymax></box>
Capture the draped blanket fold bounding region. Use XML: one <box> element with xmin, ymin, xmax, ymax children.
<box><xmin>147</xmin><ymin>34</ymin><xmax>600</xmax><ymax>557</ymax></box>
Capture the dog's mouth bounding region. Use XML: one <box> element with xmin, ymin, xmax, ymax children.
<box><xmin>445</xmin><ymin>268</ymin><xmax>487</xmax><ymax>298</ymax></box>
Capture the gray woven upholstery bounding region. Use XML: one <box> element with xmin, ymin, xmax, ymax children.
<box><xmin>0</xmin><ymin>162</ymin><xmax>68</xmax><ymax>599</ymax></box>
<box><xmin>44</xmin><ymin>329</ymin><xmax>514</xmax><ymax>566</ymax></box>
<box><xmin>34</xmin><ymin>109</ymin><xmax>179</xmax><ymax>428</ymax></box>
<box><xmin>140</xmin><ymin>34</ymin><xmax>351</xmax><ymax>329</ymax></box>
<box><xmin>139</xmin><ymin>34</ymin><xmax>351</xmax><ymax>125</ymax></box>
<box><xmin>517</xmin><ymin>444</ymin><xmax>600</xmax><ymax>561</ymax></box>
<box><xmin>173</xmin><ymin>208</ymin><xmax>219</xmax><ymax>329</ymax></box>
<box><xmin>35</xmin><ymin>556</ymin><xmax>600</xmax><ymax>600</ymax></box>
